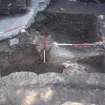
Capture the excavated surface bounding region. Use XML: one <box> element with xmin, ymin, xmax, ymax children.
<box><xmin>0</xmin><ymin>1</ymin><xmax>105</xmax><ymax>105</ymax></box>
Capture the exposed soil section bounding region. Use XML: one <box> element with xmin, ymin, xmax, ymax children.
<box><xmin>78</xmin><ymin>54</ymin><xmax>105</xmax><ymax>73</ymax></box>
<box><xmin>35</xmin><ymin>13</ymin><xmax>102</xmax><ymax>43</ymax></box>
<box><xmin>0</xmin><ymin>0</ymin><xmax>104</xmax><ymax>77</ymax></box>
<box><xmin>0</xmin><ymin>45</ymin><xmax>63</xmax><ymax>76</ymax></box>
<box><xmin>33</xmin><ymin>9</ymin><xmax>105</xmax><ymax>73</ymax></box>
<box><xmin>0</xmin><ymin>32</ymin><xmax>63</xmax><ymax>76</ymax></box>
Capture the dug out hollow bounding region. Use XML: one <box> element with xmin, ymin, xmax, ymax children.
<box><xmin>0</xmin><ymin>12</ymin><xmax>105</xmax><ymax>76</ymax></box>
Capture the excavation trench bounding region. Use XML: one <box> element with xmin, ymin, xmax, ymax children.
<box><xmin>0</xmin><ymin>1</ymin><xmax>105</xmax><ymax>105</ymax></box>
<box><xmin>0</xmin><ymin>10</ymin><xmax>105</xmax><ymax>76</ymax></box>
<box><xmin>33</xmin><ymin>12</ymin><xmax>105</xmax><ymax>73</ymax></box>
<box><xmin>0</xmin><ymin>45</ymin><xmax>63</xmax><ymax>76</ymax></box>
<box><xmin>35</xmin><ymin>13</ymin><xmax>102</xmax><ymax>43</ymax></box>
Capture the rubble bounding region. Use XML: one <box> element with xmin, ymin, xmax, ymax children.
<box><xmin>0</xmin><ymin>72</ymin><xmax>105</xmax><ymax>105</ymax></box>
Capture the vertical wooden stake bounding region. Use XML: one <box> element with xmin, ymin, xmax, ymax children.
<box><xmin>43</xmin><ymin>49</ymin><xmax>46</xmax><ymax>64</ymax></box>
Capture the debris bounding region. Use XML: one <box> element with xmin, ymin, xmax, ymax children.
<box><xmin>9</xmin><ymin>38</ymin><xmax>19</xmax><ymax>46</ymax></box>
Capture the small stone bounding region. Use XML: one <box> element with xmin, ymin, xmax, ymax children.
<box><xmin>98</xmin><ymin>15</ymin><xmax>104</xmax><ymax>20</ymax></box>
<box><xmin>62</xmin><ymin>102</ymin><xmax>95</xmax><ymax>105</ymax></box>
<box><xmin>9</xmin><ymin>38</ymin><xmax>19</xmax><ymax>46</ymax></box>
<box><xmin>62</xmin><ymin>102</ymin><xmax>85</xmax><ymax>105</ymax></box>
<box><xmin>20</xmin><ymin>29</ymin><xmax>26</xmax><ymax>33</ymax></box>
